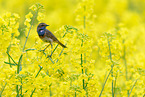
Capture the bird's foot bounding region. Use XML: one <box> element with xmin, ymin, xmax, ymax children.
<box><xmin>47</xmin><ymin>55</ymin><xmax>52</xmax><ymax>58</ymax></box>
<box><xmin>47</xmin><ymin>52</ymin><xmax>52</xmax><ymax>58</ymax></box>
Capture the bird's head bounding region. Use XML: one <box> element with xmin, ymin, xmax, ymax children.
<box><xmin>37</xmin><ymin>23</ymin><xmax>49</xmax><ymax>31</ymax></box>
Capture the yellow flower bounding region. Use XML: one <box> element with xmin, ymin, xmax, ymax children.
<box><xmin>5</xmin><ymin>12</ymin><xmax>11</xmax><ymax>17</ymax></box>
<box><xmin>29</xmin><ymin>4</ymin><xmax>37</xmax><ymax>11</ymax></box>
<box><xmin>10</xmin><ymin>18</ymin><xmax>16</xmax><ymax>25</ymax></box>
<box><xmin>24</xmin><ymin>20</ymin><xmax>31</xmax><ymax>27</ymax></box>
<box><xmin>37</xmin><ymin>12</ymin><xmax>45</xmax><ymax>22</ymax></box>
<box><xmin>13</xmin><ymin>13</ymin><xmax>20</xmax><ymax>19</ymax></box>
<box><xmin>25</xmin><ymin>12</ymin><xmax>33</xmax><ymax>19</ymax></box>
<box><xmin>133</xmin><ymin>73</ymin><xmax>140</xmax><ymax>79</ymax></box>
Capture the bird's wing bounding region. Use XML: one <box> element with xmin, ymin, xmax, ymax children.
<box><xmin>45</xmin><ymin>29</ymin><xmax>59</xmax><ymax>42</ymax></box>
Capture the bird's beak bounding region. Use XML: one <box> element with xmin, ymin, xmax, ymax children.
<box><xmin>46</xmin><ymin>25</ymin><xmax>49</xmax><ymax>26</ymax></box>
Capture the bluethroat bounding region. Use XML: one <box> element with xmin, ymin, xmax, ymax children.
<box><xmin>37</xmin><ymin>23</ymin><xmax>67</xmax><ymax>56</ymax></box>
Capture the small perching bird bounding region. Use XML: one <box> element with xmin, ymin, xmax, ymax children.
<box><xmin>37</xmin><ymin>23</ymin><xmax>67</xmax><ymax>56</ymax></box>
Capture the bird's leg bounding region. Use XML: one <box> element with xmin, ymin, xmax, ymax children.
<box><xmin>47</xmin><ymin>42</ymin><xmax>53</xmax><ymax>58</ymax></box>
<box><xmin>39</xmin><ymin>44</ymin><xmax>50</xmax><ymax>52</ymax></box>
<box><xmin>50</xmin><ymin>42</ymin><xmax>53</xmax><ymax>57</ymax></box>
<box><xmin>43</xmin><ymin>44</ymin><xmax>50</xmax><ymax>51</ymax></box>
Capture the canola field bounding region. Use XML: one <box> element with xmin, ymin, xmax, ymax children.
<box><xmin>0</xmin><ymin>0</ymin><xmax>145</xmax><ymax>97</ymax></box>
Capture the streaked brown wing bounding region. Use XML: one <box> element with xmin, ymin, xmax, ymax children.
<box><xmin>45</xmin><ymin>29</ymin><xmax>59</xmax><ymax>42</ymax></box>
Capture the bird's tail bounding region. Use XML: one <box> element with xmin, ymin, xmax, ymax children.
<box><xmin>57</xmin><ymin>41</ymin><xmax>67</xmax><ymax>48</ymax></box>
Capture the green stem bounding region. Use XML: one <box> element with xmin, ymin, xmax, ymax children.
<box><xmin>30</xmin><ymin>65</ymin><xmax>43</xmax><ymax>96</ymax></box>
<box><xmin>49</xmin><ymin>85</ymin><xmax>52</xmax><ymax>97</ymax></box>
<box><xmin>84</xmin><ymin>5</ymin><xmax>88</xmax><ymax>97</ymax></box>
<box><xmin>99</xmin><ymin>68</ymin><xmax>112</xmax><ymax>97</ymax></box>
<box><xmin>0</xmin><ymin>75</ymin><xmax>13</xmax><ymax>96</ymax></box>
<box><xmin>112</xmin><ymin>80</ymin><xmax>114</xmax><ymax>97</ymax></box>
<box><xmin>17</xmin><ymin>54</ymin><xmax>23</xmax><ymax>74</ymax></box>
<box><xmin>107</xmin><ymin>37</ymin><xmax>112</xmax><ymax>61</ymax></box>
<box><xmin>35</xmin><ymin>65</ymin><xmax>43</xmax><ymax>78</ymax></box>
<box><xmin>30</xmin><ymin>88</ymin><xmax>36</xmax><ymax>97</ymax></box>
<box><xmin>107</xmin><ymin>36</ymin><xmax>114</xmax><ymax>97</ymax></box>
<box><xmin>7</xmin><ymin>45</ymin><xmax>12</xmax><ymax>67</ymax></box>
<box><xmin>80</xmin><ymin>54</ymin><xmax>85</xmax><ymax>90</ymax></box>
<box><xmin>6</xmin><ymin>52</ymin><xmax>17</xmax><ymax>65</ymax></box>
<box><xmin>123</xmin><ymin>40</ymin><xmax>128</xmax><ymax>80</ymax></box>
<box><xmin>128</xmin><ymin>79</ymin><xmax>138</xmax><ymax>97</ymax></box>
<box><xmin>81</xmin><ymin>54</ymin><xmax>83</xmax><ymax>67</ymax></box>
<box><xmin>56</xmin><ymin>47</ymin><xmax>65</xmax><ymax>63</ymax></box>
<box><xmin>123</xmin><ymin>40</ymin><xmax>129</xmax><ymax>96</ymax></box>
<box><xmin>113</xmin><ymin>71</ymin><xmax>118</xmax><ymax>96</ymax></box>
<box><xmin>51</xmin><ymin>44</ymin><xmax>58</xmax><ymax>56</ymax></box>
<box><xmin>83</xmin><ymin>79</ymin><xmax>85</xmax><ymax>90</ymax></box>
<box><xmin>20</xmin><ymin>78</ymin><xmax>22</xmax><ymax>96</ymax></box>
<box><xmin>0</xmin><ymin>82</ymin><xmax>7</xmax><ymax>96</ymax></box>
<box><xmin>16</xmin><ymin>85</ymin><xmax>19</xmax><ymax>97</ymax></box>
<box><xmin>23</xmin><ymin>11</ymin><xmax>38</xmax><ymax>51</ymax></box>
<box><xmin>124</xmin><ymin>46</ymin><xmax>128</xmax><ymax>80</ymax></box>
<box><xmin>16</xmin><ymin>54</ymin><xmax>23</xmax><ymax>96</ymax></box>
<box><xmin>75</xmin><ymin>91</ymin><xmax>77</xmax><ymax>97</ymax></box>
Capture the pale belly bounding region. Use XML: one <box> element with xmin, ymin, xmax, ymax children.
<box><xmin>41</xmin><ymin>36</ymin><xmax>53</xmax><ymax>43</ymax></box>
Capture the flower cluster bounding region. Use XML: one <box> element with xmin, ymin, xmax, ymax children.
<box><xmin>0</xmin><ymin>0</ymin><xmax>145</xmax><ymax>97</ymax></box>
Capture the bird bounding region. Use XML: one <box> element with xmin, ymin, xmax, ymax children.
<box><xmin>37</xmin><ymin>23</ymin><xmax>67</xmax><ymax>56</ymax></box>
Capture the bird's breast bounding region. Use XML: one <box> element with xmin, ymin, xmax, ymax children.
<box><xmin>41</xmin><ymin>35</ymin><xmax>53</xmax><ymax>43</ymax></box>
<box><xmin>38</xmin><ymin>29</ymin><xmax>53</xmax><ymax>43</ymax></box>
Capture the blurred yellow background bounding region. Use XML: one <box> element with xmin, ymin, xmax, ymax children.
<box><xmin>0</xmin><ymin>0</ymin><xmax>77</xmax><ymax>28</ymax></box>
